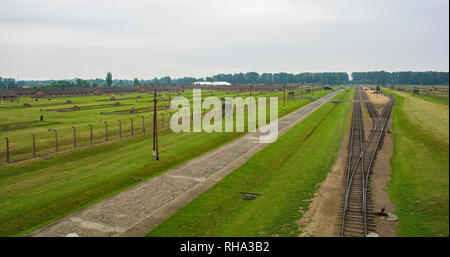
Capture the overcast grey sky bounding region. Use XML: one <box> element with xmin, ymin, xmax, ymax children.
<box><xmin>0</xmin><ymin>0</ymin><xmax>448</xmax><ymax>80</ymax></box>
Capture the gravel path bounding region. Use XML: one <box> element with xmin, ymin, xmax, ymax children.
<box><xmin>27</xmin><ymin>89</ymin><xmax>343</xmax><ymax>237</ymax></box>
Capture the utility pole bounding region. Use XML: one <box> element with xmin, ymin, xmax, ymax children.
<box><xmin>153</xmin><ymin>89</ymin><xmax>159</xmax><ymax>160</ymax></box>
<box><xmin>283</xmin><ymin>83</ymin><xmax>286</xmax><ymax>110</ymax></box>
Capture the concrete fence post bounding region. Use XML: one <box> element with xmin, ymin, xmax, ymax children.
<box><xmin>49</xmin><ymin>129</ymin><xmax>58</xmax><ymax>152</ymax></box>
<box><xmin>118</xmin><ymin>120</ymin><xmax>122</xmax><ymax>138</ymax></box>
<box><xmin>72</xmin><ymin>127</ymin><xmax>76</xmax><ymax>148</ymax></box>
<box><xmin>88</xmin><ymin>124</ymin><xmax>93</xmax><ymax>146</ymax></box>
<box><xmin>4</xmin><ymin>137</ymin><xmax>9</xmax><ymax>163</ymax></box>
<box><xmin>104</xmin><ymin>121</ymin><xmax>108</xmax><ymax>141</ymax></box>
<box><xmin>130</xmin><ymin>118</ymin><xmax>134</xmax><ymax>136</ymax></box>
<box><xmin>32</xmin><ymin>133</ymin><xmax>36</xmax><ymax>157</ymax></box>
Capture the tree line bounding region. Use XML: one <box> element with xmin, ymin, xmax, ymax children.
<box><xmin>2</xmin><ymin>71</ymin><xmax>448</xmax><ymax>88</ymax></box>
<box><xmin>351</xmin><ymin>71</ymin><xmax>449</xmax><ymax>86</ymax></box>
<box><xmin>1</xmin><ymin>72</ymin><xmax>349</xmax><ymax>88</ymax></box>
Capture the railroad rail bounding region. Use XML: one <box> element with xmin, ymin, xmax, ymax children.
<box><xmin>361</xmin><ymin>89</ymin><xmax>379</xmax><ymax>122</ymax></box>
<box><xmin>340</xmin><ymin>86</ymin><xmax>394</xmax><ymax>237</ymax></box>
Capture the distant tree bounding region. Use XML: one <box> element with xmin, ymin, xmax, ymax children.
<box><xmin>46</xmin><ymin>80</ymin><xmax>74</xmax><ymax>88</ymax></box>
<box><xmin>260</xmin><ymin>73</ymin><xmax>273</xmax><ymax>84</ymax></box>
<box><xmin>245</xmin><ymin>72</ymin><xmax>259</xmax><ymax>84</ymax></box>
<box><xmin>106</xmin><ymin>72</ymin><xmax>112</xmax><ymax>87</ymax></box>
<box><xmin>76</xmin><ymin>78</ymin><xmax>90</xmax><ymax>87</ymax></box>
<box><xmin>233</xmin><ymin>73</ymin><xmax>245</xmax><ymax>84</ymax></box>
<box><xmin>0</xmin><ymin>77</ymin><xmax>16</xmax><ymax>88</ymax></box>
<box><xmin>133</xmin><ymin>78</ymin><xmax>140</xmax><ymax>86</ymax></box>
<box><xmin>351</xmin><ymin>71</ymin><xmax>449</xmax><ymax>85</ymax></box>
<box><xmin>172</xmin><ymin>77</ymin><xmax>197</xmax><ymax>84</ymax></box>
<box><xmin>377</xmin><ymin>71</ymin><xmax>387</xmax><ymax>86</ymax></box>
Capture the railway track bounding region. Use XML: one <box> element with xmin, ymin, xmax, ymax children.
<box><xmin>340</xmin><ymin>86</ymin><xmax>394</xmax><ymax>237</ymax></box>
<box><xmin>361</xmin><ymin>89</ymin><xmax>379</xmax><ymax>122</ymax></box>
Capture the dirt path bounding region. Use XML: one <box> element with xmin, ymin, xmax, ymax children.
<box><xmin>27</xmin><ymin>89</ymin><xmax>343</xmax><ymax>237</ymax></box>
<box><xmin>371</xmin><ymin>115</ymin><xmax>398</xmax><ymax>236</ymax></box>
<box><xmin>297</xmin><ymin>129</ymin><xmax>349</xmax><ymax>237</ymax></box>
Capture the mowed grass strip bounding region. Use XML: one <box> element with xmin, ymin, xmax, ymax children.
<box><xmin>387</xmin><ymin>90</ymin><xmax>449</xmax><ymax>237</ymax></box>
<box><xmin>0</xmin><ymin>130</ymin><xmax>244</xmax><ymax>236</ymax></box>
<box><xmin>0</xmin><ymin>91</ymin><xmax>335</xmax><ymax>236</ymax></box>
<box><xmin>147</xmin><ymin>100</ymin><xmax>352</xmax><ymax>237</ymax></box>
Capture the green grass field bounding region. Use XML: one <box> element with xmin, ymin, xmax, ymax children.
<box><xmin>386</xmin><ymin>89</ymin><xmax>449</xmax><ymax>237</ymax></box>
<box><xmin>0</xmin><ymin>88</ymin><xmax>331</xmax><ymax>163</ymax></box>
<box><xmin>0</xmin><ymin>87</ymin><xmax>338</xmax><ymax>236</ymax></box>
<box><xmin>147</xmin><ymin>89</ymin><xmax>352</xmax><ymax>237</ymax></box>
<box><xmin>387</xmin><ymin>85</ymin><xmax>449</xmax><ymax>104</ymax></box>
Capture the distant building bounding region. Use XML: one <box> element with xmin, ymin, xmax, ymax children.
<box><xmin>11</xmin><ymin>88</ymin><xmax>39</xmax><ymax>97</ymax></box>
<box><xmin>91</xmin><ymin>86</ymin><xmax>137</xmax><ymax>95</ymax></box>
<box><xmin>193</xmin><ymin>81</ymin><xmax>231</xmax><ymax>86</ymax></box>
<box><xmin>31</xmin><ymin>87</ymin><xmax>94</xmax><ymax>98</ymax></box>
<box><xmin>0</xmin><ymin>89</ymin><xmax>17</xmax><ymax>101</ymax></box>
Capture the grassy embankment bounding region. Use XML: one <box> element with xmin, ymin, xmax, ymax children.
<box><xmin>147</xmin><ymin>89</ymin><xmax>353</xmax><ymax>236</ymax></box>
<box><xmin>386</xmin><ymin>90</ymin><xmax>449</xmax><ymax>237</ymax></box>
<box><xmin>0</xmin><ymin>88</ymin><xmax>336</xmax><ymax>236</ymax></box>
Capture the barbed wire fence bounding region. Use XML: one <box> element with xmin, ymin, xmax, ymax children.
<box><xmin>0</xmin><ymin>87</ymin><xmax>332</xmax><ymax>165</ymax></box>
<box><xmin>0</xmin><ymin>111</ymin><xmax>177</xmax><ymax>165</ymax></box>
